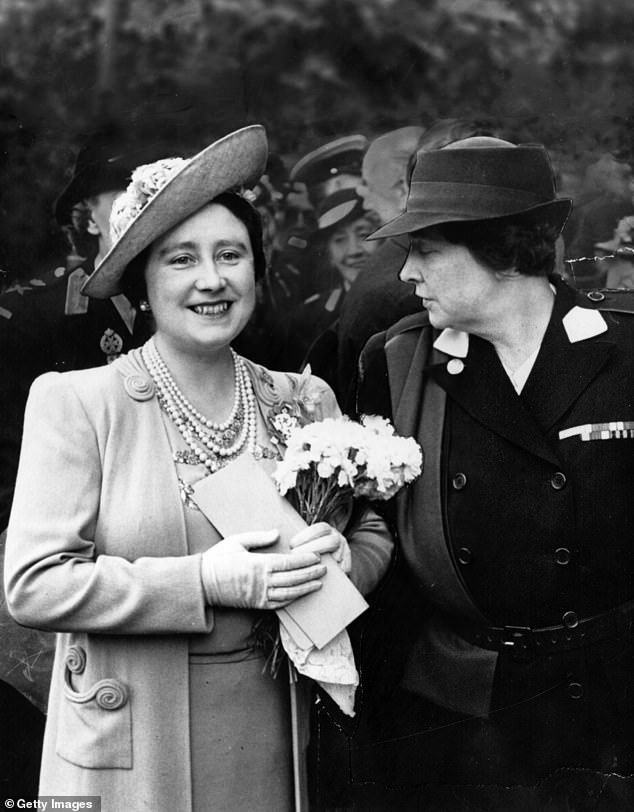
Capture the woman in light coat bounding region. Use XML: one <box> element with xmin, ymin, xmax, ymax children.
<box><xmin>4</xmin><ymin>126</ymin><xmax>392</xmax><ymax>812</ymax></box>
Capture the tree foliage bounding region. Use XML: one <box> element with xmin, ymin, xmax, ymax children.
<box><xmin>0</xmin><ymin>0</ymin><xmax>633</xmax><ymax>278</ymax></box>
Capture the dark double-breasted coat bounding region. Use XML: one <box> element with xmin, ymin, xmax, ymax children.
<box><xmin>351</xmin><ymin>278</ymin><xmax>634</xmax><ymax>808</ymax></box>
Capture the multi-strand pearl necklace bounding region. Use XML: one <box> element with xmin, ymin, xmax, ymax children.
<box><xmin>142</xmin><ymin>339</ymin><xmax>257</xmax><ymax>472</ymax></box>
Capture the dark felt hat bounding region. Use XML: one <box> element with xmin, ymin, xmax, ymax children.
<box><xmin>54</xmin><ymin>129</ymin><xmax>136</xmax><ymax>225</ymax></box>
<box><xmin>369</xmin><ymin>137</ymin><xmax>572</xmax><ymax>240</ymax></box>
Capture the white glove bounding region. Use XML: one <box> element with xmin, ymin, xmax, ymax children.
<box><xmin>289</xmin><ymin>522</ymin><xmax>352</xmax><ymax>575</ymax></box>
<box><xmin>201</xmin><ymin>529</ymin><xmax>326</xmax><ymax>609</ymax></box>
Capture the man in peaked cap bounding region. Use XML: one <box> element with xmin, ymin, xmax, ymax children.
<box><xmin>345</xmin><ymin>137</ymin><xmax>634</xmax><ymax>810</ymax></box>
<box><xmin>289</xmin><ymin>133</ymin><xmax>367</xmax><ymax>210</ymax></box>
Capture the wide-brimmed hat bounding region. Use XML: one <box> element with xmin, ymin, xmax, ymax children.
<box><xmin>82</xmin><ymin>125</ymin><xmax>268</xmax><ymax>299</ymax></box>
<box><xmin>369</xmin><ymin>136</ymin><xmax>572</xmax><ymax>240</ymax></box>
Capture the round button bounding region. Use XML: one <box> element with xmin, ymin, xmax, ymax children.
<box><xmin>452</xmin><ymin>472</ymin><xmax>468</xmax><ymax>491</ymax></box>
<box><xmin>550</xmin><ymin>472</ymin><xmax>567</xmax><ymax>490</ymax></box>
<box><xmin>457</xmin><ymin>547</ymin><xmax>473</xmax><ymax>565</ymax></box>
<box><xmin>567</xmin><ymin>681</ymin><xmax>584</xmax><ymax>700</ymax></box>
<box><xmin>586</xmin><ymin>290</ymin><xmax>605</xmax><ymax>303</ymax></box>
<box><xmin>447</xmin><ymin>358</ymin><xmax>465</xmax><ymax>375</ymax></box>
<box><xmin>555</xmin><ymin>547</ymin><xmax>572</xmax><ymax>566</ymax></box>
<box><xmin>562</xmin><ymin>610</ymin><xmax>579</xmax><ymax>629</ymax></box>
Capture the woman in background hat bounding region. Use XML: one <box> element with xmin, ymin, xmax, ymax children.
<box><xmin>3</xmin><ymin>126</ymin><xmax>392</xmax><ymax>812</ymax></box>
<box><xmin>284</xmin><ymin>188</ymin><xmax>379</xmax><ymax>372</ymax></box>
<box><xmin>350</xmin><ymin>137</ymin><xmax>634</xmax><ymax>810</ymax></box>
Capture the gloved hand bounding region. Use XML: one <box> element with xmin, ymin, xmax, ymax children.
<box><xmin>289</xmin><ymin>522</ymin><xmax>352</xmax><ymax>575</ymax></box>
<box><xmin>201</xmin><ymin>529</ymin><xmax>326</xmax><ymax>609</ymax></box>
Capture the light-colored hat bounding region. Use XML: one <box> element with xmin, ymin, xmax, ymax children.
<box><xmin>82</xmin><ymin>125</ymin><xmax>268</xmax><ymax>299</ymax></box>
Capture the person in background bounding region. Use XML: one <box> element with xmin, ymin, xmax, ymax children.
<box><xmin>0</xmin><ymin>126</ymin><xmax>153</xmax><ymax>530</ymax></box>
<box><xmin>286</xmin><ymin>134</ymin><xmax>368</xmax><ymax>306</ymax></box>
<box><xmin>335</xmin><ymin>119</ymin><xmax>493</xmax><ymax>412</ymax></box>
<box><xmin>285</xmin><ymin>188</ymin><xmax>379</xmax><ymax>373</ymax></box>
<box><xmin>352</xmin><ymin>136</ymin><xmax>634</xmax><ymax>811</ymax></box>
<box><xmin>290</xmin><ymin>134</ymin><xmax>368</xmax><ymax>211</ymax></box>
<box><xmin>4</xmin><ymin>126</ymin><xmax>392</xmax><ymax>812</ymax></box>
<box><xmin>564</xmin><ymin>150</ymin><xmax>634</xmax><ymax>288</ymax></box>
<box><xmin>0</xmin><ymin>126</ymin><xmax>153</xmax><ymax>798</ymax></box>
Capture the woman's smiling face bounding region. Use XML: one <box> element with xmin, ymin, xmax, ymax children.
<box><xmin>326</xmin><ymin>213</ymin><xmax>379</xmax><ymax>289</ymax></box>
<box><xmin>144</xmin><ymin>202</ymin><xmax>256</xmax><ymax>358</ymax></box>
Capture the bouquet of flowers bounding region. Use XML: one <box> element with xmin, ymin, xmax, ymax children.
<box><xmin>272</xmin><ymin>413</ymin><xmax>423</xmax><ymax>524</ymax></box>
<box><xmin>262</xmin><ymin>381</ymin><xmax>422</xmax><ymax>715</ymax></box>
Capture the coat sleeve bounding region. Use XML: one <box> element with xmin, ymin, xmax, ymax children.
<box><xmin>3</xmin><ymin>372</ymin><xmax>213</xmax><ymax>636</ymax></box>
<box><xmin>312</xmin><ymin>374</ymin><xmax>394</xmax><ymax>596</ymax></box>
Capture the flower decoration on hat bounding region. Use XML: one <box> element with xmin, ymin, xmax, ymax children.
<box><xmin>110</xmin><ymin>157</ymin><xmax>191</xmax><ymax>243</ymax></box>
<box><xmin>239</xmin><ymin>188</ymin><xmax>258</xmax><ymax>204</ymax></box>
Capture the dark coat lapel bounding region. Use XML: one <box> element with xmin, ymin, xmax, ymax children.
<box><xmin>520</xmin><ymin>286</ymin><xmax>615</xmax><ymax>431</ymax></box>
<box><xmin>428</xmin><ymin>337</ymin><xmax>561</xmax><ymax>466</ymax></box>
<box><xmin>385</xmin><ymin>322</ymin><xmax>436</xmax><ymax>438</ymax></box>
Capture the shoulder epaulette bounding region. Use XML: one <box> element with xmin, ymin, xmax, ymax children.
<box><xmin>580</xmin><ymin>288</ymin><xmax>634</xmax><ymax>314</ymax></box>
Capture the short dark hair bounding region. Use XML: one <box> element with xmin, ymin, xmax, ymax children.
<box><xmin>119</xmin><ymin>191</ymin><xmax>266</xmax><ymax>308</ymax></box>
<box><xmin>416</xmin><ymin>217</ymin><xmax>560</xmax><ymax>277</ymax></box>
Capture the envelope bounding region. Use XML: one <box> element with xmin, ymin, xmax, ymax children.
<box><xmin>192</xmin><ymin>453</ymin><xmax>368</xmax><ymax>649</ymax></box>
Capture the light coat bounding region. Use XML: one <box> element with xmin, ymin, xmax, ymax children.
<box><xmin>4</xmin><ymin>348</ymin><xmax>380</xmax><ymax>811</ymax></box>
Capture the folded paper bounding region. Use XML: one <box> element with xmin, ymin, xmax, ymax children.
<box><xmin>192</xmin><ymin>453</ymin><xmax>368</xmax><ymax>649</ymax></box>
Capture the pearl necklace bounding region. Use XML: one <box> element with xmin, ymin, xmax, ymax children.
<box><xmin>142</xmin><ymin>340</ymin><xmax>257</xmax><ymax>472</ymax></box>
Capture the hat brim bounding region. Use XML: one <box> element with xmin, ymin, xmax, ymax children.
<box><xmin>368</xmin><ymin>198</ymin><xmax>573</xmax><ymax>241</ymax></box>
<box><xmin>54</xmin><ymin>163</ymin><xmax>133</xmax><ymax>225</ymax></box>
<box><xmin>82</xmin><ymin>125</ymin><xmax>268</xmax><ymax>299</ymax></box>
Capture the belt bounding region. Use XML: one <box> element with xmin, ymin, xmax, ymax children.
<box><xmin>459</xmin><ymin>600</ymin><xmax>634</xmax><ymax>661</ymax></box>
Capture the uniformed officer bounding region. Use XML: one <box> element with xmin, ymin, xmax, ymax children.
<box><xmin>0</xmin><ymin>131</ymin><xmax>152</xmax><ymax>765</ymax></box>
<box><xmin>0</xmin><ymin>129</ymin><xmax>153</xmax><ymax>529</ymax></box>
<box><xmin>284</xmin><ymin>187</ymin><xmax>379</xmax><ymax>373</ymax></box>
<box><xmin>289</xmin><ymin>133</ymin><xmax>367</xmax><ymax>211</ymax></box>
<box><xmin>348</xmin><ymin>137</ymin><xmax>634</xmax><ymax>810</ymax></box>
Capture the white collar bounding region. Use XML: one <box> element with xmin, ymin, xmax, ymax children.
<box><xmin>433</xmin><ymin>304</ymin><xmax>608</xmax><ymax>357</ymax></box>
<box><xmin>561</xmin><ymin>306</ymin><xmax>608</xmax><ymax>342</ymax></box>
<box><xmin>433</xmin><ymin>328</ymin><xmax>469</xmax><ymax>357</ymax></box>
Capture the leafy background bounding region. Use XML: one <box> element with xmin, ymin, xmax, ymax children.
<box><xmin>1</xmin><ymin>0</ymin><xmax>633</xmax><ymax>280</ymax></box>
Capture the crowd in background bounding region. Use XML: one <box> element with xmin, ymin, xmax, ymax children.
<box><xmin>2</xmin><ymin>117</ymin><xmax>634</xmax><ymax>400</ymax></box>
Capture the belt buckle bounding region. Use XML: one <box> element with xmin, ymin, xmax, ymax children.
<box><xmin>500</xmin><ymin>625</ymin><xmax>533</xmax><ymax>660</ymax></box>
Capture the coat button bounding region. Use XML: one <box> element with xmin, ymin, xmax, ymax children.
<box><xmin>447</xmin><ymin>358</ymin><xmax>465</xmax><ymax>375</ymax></box>
<box><xmin>124</xmin><ymin>373</ymin><xmax>155</xmax><ymax>401</ymax></box>
<box><xmin>555</xmin><ymin>547</ymin><xmax>572</xmax><ymax>566</ymax></box>
<box><xmin>457</xmin><ymin>547</ymin><xmax>473</xmax><ymax>565</ymax></box>
<box><xmin>562</xmin><ymin>610</ymin><xmax>579</xmax><ymax>629</ymax></box>
<box><xmin>452</xmin><ymin>472</ymin><xmax>468</xmax><ymax>490</ymax></box>
<box><xmin>567</xmin><ymin>681</ymin><xmax>584</xmax><ymax>700</ymax></box>
<box><xmin>550</xmin><ymin>472</ymin><xmax>567</xmax><ymax>490</ymax></box>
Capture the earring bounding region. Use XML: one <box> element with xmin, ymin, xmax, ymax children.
<box><xmin>139</xmin><ymin>300</ymin><xmax>151</xmax><ymax>312</ymax></box>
